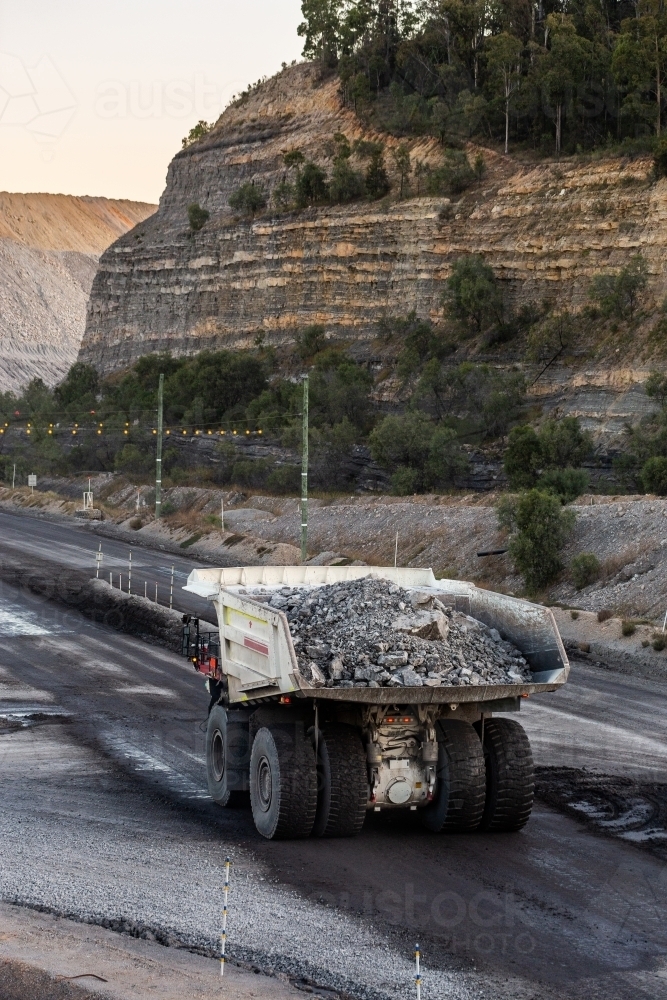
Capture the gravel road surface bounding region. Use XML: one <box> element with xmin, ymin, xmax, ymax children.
<box><xmin>0</xmin><ymin>509</ymin><xmax>667</xmax><ymax>998</ymax></box>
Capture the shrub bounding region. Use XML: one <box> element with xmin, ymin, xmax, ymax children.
<box><xmin>654</xmin><ymin>135</ymin><xmax>667</xmax><ymax>179</ymax></box>
<box><xmin>297</xmin><ymin>324</ymin><xmax>326</xmax><ymax>358</ymax></box>
<box><xmin>571</xmin><ymin>552</ymin><xmax>600</xmax><ymax>589</ymax></box>
<box><xmin>187</xmin><ymin>203</ymin><xmax>209</xmax><ymax>231</ymax></box>
<box><xmin>497</xmin><ymin>489</ymin><xmax>575</xmax><ymax>594</ymax></box>
<box><xmin>266</xmin><ymin>464</ymin><xmax>301</xmax><ymax>494</ymax></box>
<box><xmin>329</xmin><ymin>158</ymin><xmax>364</xmax><ymax>203</ymax></box>
<box><xmin>540</xmin><ymin>467</ymin><xmax>589</xmax><ymax>503</ymax></box>
<box><xmin>642</xmin><ymin>639</ymin><xmax>650</xmax><ymax>647</ymax></box>
<box><xmin>129</xmin><ymin>517</ymin><xmax>143</xmax><ymax>530</ymax></box>
<box><xmin>229</xmin><ymin>182</ymin><xmax>267</xmax><ymax>217</ymax></box>
<box><xmin>114</xmin><ymin>444</ymin><xmax>152</xmax><ymax>475</ymax></box>
<box><xmin>539</xmin><ymin>417</ymin><xmax>592</xmax><ymax>469</ymax></box>
<box><xmin>621</xmin><ymin>620</ymin><xmax>636</xmax><ymax>636</ymax></box>
<box><xmin>296</xmin><ymin>162</ymin><xmax>328</xmax><ymax>206</ymax></box>
<box><xmin>652</xmin><ymin>632</ymin><xmax>666</xmax><ymax>651</ymax></box>
<box><xmin>570</xmin><ymin>610</ymin><xmax>579</xmax><ymax>619</ymax></box>
<box><xmin>588</xmin><ymin>255</ymin><xmax>648</xmax><ymax>319</ymax></box>
<box><xmin>182</xmin><ymin>120</ymin><xmax>212</xmax><ymax>148</ymax></box>
<box><xmin>640</xmin><ymin>455</ymin><xmax>667</xmax><ymax>494</ymax></box>
<box><xmin>444</xmin><ymin>255</ymin><xmax>502</xmax><ymax>335</ymax></box>
<box><xmin>597</xmin><ymin>609</ymin><xmax>613</xmax><ymax>622</ymax></box>
<box><xmin>425</xmin><ymin>151</ymin><xmax>474</xmax><ymax>196</ymax></box>
<box><xmin>504</xmin><ymin>425</ymin><xmax>542</xmax><ymax>489</ymax></box>
<box><xmin>390</xmin><ymin>465</ymin><xmax>421</xmax><ymax>495</ymax></box>
<box><xmin>161</xmin><ymin>501</ymin><xmax>176</xmax><ymax>515</ymax></box>
<box><xmin>370</xmin><ymin>411</ymin><xmax>467</xmax><ymax>492</ymax></box>
<box><xmin>364</xmin><ymin>143</ymin><xmax>390</xmax><ymax>201</ymax></box>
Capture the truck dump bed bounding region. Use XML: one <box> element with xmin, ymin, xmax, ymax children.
<box><xmin>184</xmin><ymin>566</ymin><xmax>569</xmax><ymax>706</ymax></box>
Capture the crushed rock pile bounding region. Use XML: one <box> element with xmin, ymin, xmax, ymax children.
<box><xmin>255</xmin><ymin>578</ymin><xmax>532</xmax><ymax>689</ymax></box>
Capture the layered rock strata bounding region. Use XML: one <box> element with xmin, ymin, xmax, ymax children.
<box><xmin>81</xmin><ymin>64</ymin><xmax>667</xmax><ymax>374</ymax></box>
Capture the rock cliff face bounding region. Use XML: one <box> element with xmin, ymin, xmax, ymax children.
<box><xmin>0</xmin><ymin>193</ymin><xmax>155</xmax><ymax>391</ymax></box>
<box><xmin>80</xmin><ymin>63</ymin><xmax>667</xmax><ymax>441</ymax></box>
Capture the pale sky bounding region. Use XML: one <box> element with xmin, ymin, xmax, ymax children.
<box><xmin>0</xmin><ymin>0</ymin><xmax>304</xmax><ymax>203</ymax></box>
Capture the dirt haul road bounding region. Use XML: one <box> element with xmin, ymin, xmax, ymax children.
<box><xmin>1</xmin><ymin>558</ymin><xmax>667</xmax><ymax>1000</ymax></box>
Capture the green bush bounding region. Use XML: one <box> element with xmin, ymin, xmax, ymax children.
<box><xmin>296</xmin><ymin>162</ymin><xmax>328</xmax><ymax>206</ymax></box>
<box><xmin>597</xmin><ymin>609</ymin><xmax>613</xmax><ymax>622</ymax></box>
<box><xmin>182</xmin><ymin>120</ymin><xmax>212</xmax><ymax>148</ymax></box>
<box><xmin>540</xmin><ymin>467</ymin><xmax>589</xmax><ymax>503</ymax></box>
<box><xmin>588</xmin><ymin>255</ymin><xmax>648</xmax><ymax>319</ymax></box>
<box><xmin>654</xmin><ymin>136</ymin><xmax>667</xmax><ymax>179</ymax></box>
<box><xmin>266</xmin><ymin>464</ymin><xmax>301</xmax><ymax>494</ymax></box>
<box><xmin>114</xmin><ymin>444</ymin><xmax>153</xmax><ymax>475</ymax></box>
<box><xmin>570</xmin><ymin>552</ymin><xmax>600</xmax><ymax>590</ymax></box>
<box><xmin>444</xmin><ymin>255</ymin><xmax>502</xmax><ymax>335</ymax></box>
<box><xmin>621</xmin><ymin>620</ymin><xmax>636</xmax><ymax>636</ymax></box>
<box><xmin>425</xmin><ymin>151</ymin><xmax>474</xmax><ymax>196</ymax></box>
<box><xmin>361</xmin><ymin>144</ymin><xmax>390</xmax><ymax>199</ymax></box>
<box><xmin>369</xmin><ymin>411</ymin><xmax>467</xmax><ymax>493</ymax></box>
<box><xmin>161</xmin><ymin>501</ymin><xmax>176</xmax><ymax>515</ymax></box>
<box><xmin>390</xmin><ymin>465</ymin><xmax>421</xmax><ymax>495</ymax></box>
<box><xmin>504</xmin><ymin>417</ymin><xmax>592</xmax><ymax>496</ymax></box>
<box><xmin>297</xmin><ymin>324</ymin><xmax>326</xmax><ymax>358</ymax></box>
<box><xmin>652</xmin><ymin>632</ymin><xmax>666</xmax><ymax>651</ymax></box>
<box><xmin>329</xmin><ymin>157</ymin><xmax>364</xmax><ymax>203</ymax></box>
<box><xmin>229</xmin><ymin>183</ymin><xmax>267</xmax><ymax>216</ymax></box>
<box><xmin>498</xmin><ymin>489</ymin><xmax>576</xmax><ymax>594</ymax></box>
<box><xmin>640</xmin><ymin>455</ymin><xmax>667</xmax><ymax>494</ymax></box>
<box><xmin>187</xmin><ymin>203</ymin><xmax>209</xmax><ymax>231</ymax></box>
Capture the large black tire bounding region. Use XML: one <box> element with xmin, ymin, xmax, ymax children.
<box><xmin>475</xmin><ymin>717</ymin><xmax>534</xmax><ymax>832</ymax></box>
<box><xmin>249</xmin><ymin>723</ymin><xmax>317</xmax><ymax>839</ymax></box>
<box><xmin>206</xmin><ymin>706</ymin><xmax>250</xmax><ymax>807</ymax></box>
<box><xmin>311</xmin><ymin>724</ymin><xmax>368</xmax><ymax>838</ymax></box>
<box><xmin>421</xmin><ymin>719</ymin><xmax>486</xmax><ymax>833</ymax></box>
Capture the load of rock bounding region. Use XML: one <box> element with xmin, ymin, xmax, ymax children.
<box><xmin>254</xmin><ymin>578</ymin><xmax>532</xmax><ymax>689</ymax></box>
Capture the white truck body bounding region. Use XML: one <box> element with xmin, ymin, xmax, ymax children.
<box><xmin>184</xmin><ymin>564</ymin><xmax>569</xmax><ymax>705</ymax></box>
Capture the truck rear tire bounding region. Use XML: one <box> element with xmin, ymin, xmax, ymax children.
<box><xmin>476</xmin><ymin>718</ymin><xmax>534</xmax><ymax>832</ymax></box>
<box><xmin>311</xmin><ymin>724</ymin><xmax>367</xmax><ymax>838</ymax></box>
<box><xmin>421</xmin><ymin>719</ymin><xmax>485</xmax><ymax>833</ymax></box>
<box><xmin>250</xmin><ymin>723</ymin><xmax>317</xmax><ymax>840</ymax></box>
<box><xmin>206</xmin><ymin>706</ymin><xmax>250</xmax><ymax>807</ymax></box>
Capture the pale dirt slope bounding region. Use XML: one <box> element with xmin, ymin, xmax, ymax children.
<box><xmin>0</xmin><ymin>193</ymin><xmax>155</xmax><ymax>393</ymax></box>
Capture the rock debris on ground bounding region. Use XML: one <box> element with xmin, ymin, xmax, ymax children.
<box><xmin>256</xmin><ymin>579</ymin><xmax>531</xmax><ymax>688</ymax></box>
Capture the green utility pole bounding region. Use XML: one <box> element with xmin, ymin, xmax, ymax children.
<box><xmin>301</xmin><ymin>376</ymin><xmax>309</xmax><ymax>563</ymax></box>
<box><xmin>155</xmin><ymin>373</ymin><xmax>164</xmax><ymax>519</ymax></box>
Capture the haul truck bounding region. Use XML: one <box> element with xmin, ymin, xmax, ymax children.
<box><xmin>182</xmin><ymin>566</ymin><xmax>568</xmax><ymax>841</ymax></box>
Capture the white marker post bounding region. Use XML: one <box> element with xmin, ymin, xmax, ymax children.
<box><xmin>155</xmin><ymin>582</ymin><xmax>158</xmax><ymax>603</ymax></box>
<box><xmin>221</xmin><ymin>497</ymin><xmax>224</xmax><ymax>534</ymax></box>
<box><xmin>394</xmin><ymin>531</ymin><xmax>399</xmax><ymax>568</ymax></box>
<box><xmin>144</xmin><ymin>581</ymin><xmax>147</xmax><ymax>599</ymax></box>
<box><xmin>221</xmin><ymin>857</ymin><xmax>230</xmax><ymax>976</ymax></box>
<box><xmin>415</xmin><ymin>943</ymin><xmax>421</xmax><ymax>1000</ymax></box>
<box><xmin>128</xmin><ymin>550</ymin><xmax>132</xmax><ymax>594</ymax></box>
<box><xmin>12</xmin><ymin>464</ymin><xmax>15</xmax><ymax>489</ymax></box>
<box><xmin>95</xmin><ymin>542</ymin><xmax>102</xmax><ymax>579</ymax></box>
<box><xmin>170</xmin><ymin>566</ymin><xmax>174</xmax><ymax>610</ymax></box>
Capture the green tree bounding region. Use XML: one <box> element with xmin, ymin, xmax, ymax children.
<box><xmin>498</xmin><ymin>489</ymin><xmax>576</xmax><ymax>594</ymax></box>
<box><xmin>297</xmin><ymin>0</ymin><xmax>343</xmax><ymax>65</ymax></box>
<box><xmin>392</xmin><ymin>143</ymin><xmax>412</xmax><ymax>197</ymax></box>
<box><xmin>182</xmin><ymin>120</ymin><xmax>213</xmax><ymax>149</ymax></box>
<box><xmin>504</xmin><ymin>425</ymin><xmax>542</xmax><ymax>489</ymax></box>
<box><xmin>364</xmin><ymin>144</ymin><xmax>390</xmax><ymax>199</ymax></box>
<box><xmin>589</xmin><ymin>255</ymin><xmax>648</xmax><ymax>319</ymax></box>
<box><xmin>641</xmin><ymin>454</ymin><xmax>667</xmax><ymax>493</ymax></box>
<box><xmin>54</xmin><ymin>363</ymin><xmax>99</xmax><ymax>413</ymax></box>
<box><xmin>486</xmin><ymin>32</ymin><xmax>523</xmax><ymax>154</ymax></box>
<box><xmin>296</xmin><ymin>161</ymin><xmax>329</xmax><ymax>206</ymax></box>
<box><xmin>188</xmin><ymin>203</ymin><xmax>209</xmax><ymax>231</ymax></box>
<box><xmin>444</xmin><ymin>255</ymin><xmax>502</xmax><ymax>334</ymax></box>
<box><xmin>228</xmin><ymin>183</ymin><xmax>267</xmax><ymax>217</ymax></box>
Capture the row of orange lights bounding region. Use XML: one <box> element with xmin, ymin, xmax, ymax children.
<box><xmin>2</xmin><ymin>425</ymin><xmax>264</xmax><ymax>437</ymax></box>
